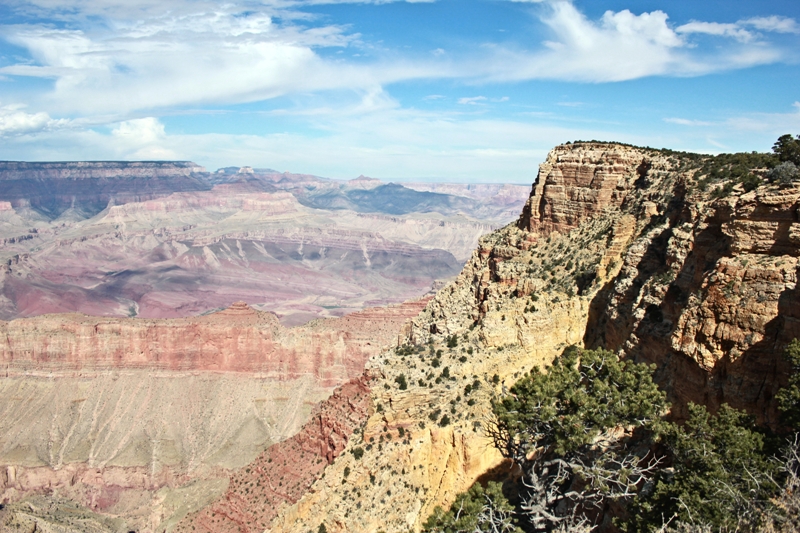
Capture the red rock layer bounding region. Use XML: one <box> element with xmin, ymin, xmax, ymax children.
<box><xmin>174</xmin><ymin>374</ymin><xmax>373</xmax><ymax>533</ymax></box>
<box><xmin>0</xmin><ymin>299</ymin><xmax>429</xmax><ymax>385</ymax></box>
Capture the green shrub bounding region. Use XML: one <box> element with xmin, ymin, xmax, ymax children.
<box><xmin>624</xmin><ymin>403</ymin><xmax>780</xmax><ymax>532</ymax></box>
<box><xmin>777</xmin><ymin>339</ymin><xmax>800</xmax><ymax>430</ymax></box>
<box><xmin>424</xmin><ymin>482</ymin><xmax>521</xmax><ymax>533</ymax></box>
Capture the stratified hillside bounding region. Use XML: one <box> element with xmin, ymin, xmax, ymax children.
<box><xmin>0</xmin><ymin>164</ymin><xmax>525</xmax><ymax>325</ymax></box>
<box><xmin>262</xmin><ymin>142</ymin><xmax>798</xmax><ymax>533</ymax></box>
<box><xmin>0</xmin><ymin>161</ymin><xmax>211</xmax><ymax>219</ymax></box>
<box><xmin>0</xmin><ymin>299</ymin><xmax>427</xmax><ymax>532</ymax></box>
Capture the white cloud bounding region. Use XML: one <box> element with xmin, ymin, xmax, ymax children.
<box><xmin>0</xmin><ymin>104</ymin><xmax>68</xmax><ymax>135</ymax></box>
<box><xmin>482</xmin><ymin>3</ymin><xmax>686</xmax><ymax>82</ymax></box>
<box><xmin>664</xmin><ymin>118</ymin><xmax>714</xmax><ymax>127</ymax></box>
<box><xmin>112</xmin><ymin>117</ymin><xmax>165</xmax><ymax>144</ymax></box>
<box><xmin>477</xmin><ymin>1</ymin><xmax>792</xmax><ymax>83</ymax></box>
<box><xmin>0</xmin><ymin>3</ymin><xmax>448</xmax><ymax>116</ymax></box>
<box><xmin>110</xmin><ymin>117</ymin><xmax>178</xmax><ymax>159</ymax></box>
<box><xmin>458</xmin><ymin>96</ymin><xmax>487</xmax><ymax>105</ymax></box>
<box><xmin>742</xmin><ymin>16</ymin><xmax>800</xmax><ymax>34</ymax></box>
<box><xmin>676</xmin><ymin>15</ymin><xmax>799</xmax><ymax>43</ymax></box>
<box><xmin>676</xmin><ymin>21</ymin><xmax>754</xmax><ymax>43</ymax></box>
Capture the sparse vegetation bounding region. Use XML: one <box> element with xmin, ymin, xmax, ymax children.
<box><xmin>424</xmin><ymin>341</ymin><xmax>800</xmax><ymax>533</ymax></box>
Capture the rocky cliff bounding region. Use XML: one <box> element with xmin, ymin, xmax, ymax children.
<box><xmin>0</xmin><ymin>299</ymin><xmax>427</xmax><ymax>532</ymax></box>
<box><xmin>265</xmin><ymin>142</ymin><xmax>799</xmax><ymax>533</ymax></box>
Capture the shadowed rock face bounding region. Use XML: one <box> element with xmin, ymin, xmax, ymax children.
<box><xmin>0</xmin><ymin>161</ymin><xmax>211</xmax><ymax>219</ymax></box>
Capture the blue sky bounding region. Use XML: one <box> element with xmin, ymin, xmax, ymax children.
<box><xmin>0</xmin><ymin>0</ymin><xmax>798</xmax><ymax>182</ymax></box>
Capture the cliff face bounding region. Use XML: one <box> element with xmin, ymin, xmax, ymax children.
<box><xmin>266</xmin><ymin>142</ymin><xmax>800</xmax><ymax>533</ymax></box>
<box><xmin>0</xmin><ymin>299</ymin><xmax>426</xmax><ymax>532</ymax></box>
<box><xmin>0</xmin><ymin>161</ymin><xmax>211</xmax><ymax>218</ymax></box>
<box><xmin>0</xmin><ymin>300</ymin><xmax>426</xmax><ymax>382</ymax></box>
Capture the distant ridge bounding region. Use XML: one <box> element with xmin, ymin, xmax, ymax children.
<box><xmin>0</xmin><ymin>160</ymin><xmax>210</xmax><ymax>218</ymax></box>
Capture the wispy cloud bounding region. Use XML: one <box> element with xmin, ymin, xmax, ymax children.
<box><xmin>664</xmin><ymin>118</ymin><xmax>714</xmax><ymax>126</ymax></box>
<box><xmin>676</xmin><ymin>21</ymin><xmax>755</xmax><ymax>43</ymax></box>
<box><xmin>0</xmin><ymin>3</ymin><xmax>447</xmax><ymax>116</ymax></box>
<box><xmin>458</xmin><ymin>96</ymin><xmax>487</xmax><ymax>105</ymax></box>
<box><xmin>664</xmin><ymin>103</ymin><xmax>800</xmax><ymax>134</ymax></box>
<box><xmin>743</xmin><ymin>16</ymin><xmax>800</xmax><ymax>33</ymax></box>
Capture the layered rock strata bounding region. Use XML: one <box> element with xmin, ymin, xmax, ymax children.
<box><xmin>0</xmin><ymin>186</ymin><xmax>474</xmax><ymax>325</ymax></box>
<box><xmin>0</xmin><ymin>161</ymin><xmax>210</xmax><ymax>218</ymax></box>
<box><xmin>266</xmin><ymin>142</ymin><xmax>799</xmax><ymax>532</ymax></box>
<box><xmin>174</xmin><ymin>375</ymin><xmax>372</xmax><ymax>533</ymax></box>
<box><xmin>0</xmin><ymin>299</ymin><xmax>427</xmax><ymax>531</ymax></box>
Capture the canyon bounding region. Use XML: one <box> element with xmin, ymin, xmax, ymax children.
<box><xmin>263</xmin><ymin>142</ymin><xmax>799</xmax><ymax>533</ymax></box>
<box><xmin>0</xmin><ymin>163</ymin><xmax>527</xmax><ymax>325</ymax></box>
<box><xmin>0</xmin><ymin>298</ymin><xmax>427</xmax><ymax>532</ymax></box>
<box><xmin>1</xmin><ymin>143</ymin><xmax>798</xmax><ymax>532</ymax></box>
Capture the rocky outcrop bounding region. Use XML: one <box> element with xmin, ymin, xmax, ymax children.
<box><xmin>517</xmin><ymin>143</ymin><xmax>650</xmax><ymax>237</ymax></box>
<box><xmin>266</xmin><ymin>142</ymin><xmax>800</xmax><ymax>532</ymax></box>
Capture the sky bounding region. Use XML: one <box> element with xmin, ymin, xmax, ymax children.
<box><xmin>0</xmin><ymin>0</ymin><xmax>798</xmax><ymax>183</ymax></box>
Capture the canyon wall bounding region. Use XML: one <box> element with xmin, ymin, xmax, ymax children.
<box><xmin>0</xmin><ymin>299</ymin><xmax>427</xmax><ymax>532</ymax></box>
<box><xmin>265</xmin><ymin>142</ymin><xmax>799</xmax><ymax>533</ymax></box>
<box><xmin>0</xmin><ymin>161</ymin><xmax>211</xmax><ymax>218</ymax></box>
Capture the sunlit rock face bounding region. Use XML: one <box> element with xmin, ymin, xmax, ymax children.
<box><xmin>263</xmin><ymin>142</ymin><xmax>799</xmax><ymax>533</ymax></box>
